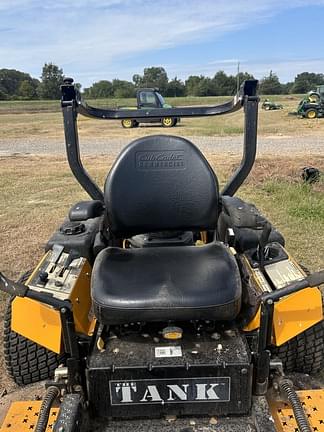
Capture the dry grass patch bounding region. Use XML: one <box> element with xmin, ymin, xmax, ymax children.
<box><xmin>1</xmin><ymin>95</ymin><xmax>324</xmax><ymax>139</ymax></box>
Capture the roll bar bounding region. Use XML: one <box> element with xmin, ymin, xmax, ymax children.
<box><xmin>61</xmin><ymin>78</ymin><xmax>259</xmax><ymax>201</ymax></box>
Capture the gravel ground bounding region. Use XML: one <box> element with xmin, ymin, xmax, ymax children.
<box><xmin>0</xmin><ymin>135</ymin><xmax>323</xmax><ymax>157</ymax></box>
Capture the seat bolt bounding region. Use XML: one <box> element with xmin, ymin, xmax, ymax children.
<box><xmin>241</xmin><ymin>368</ymin><xmax>248</xmax><ymax>375</ymax></box>
<box><xmin>211</xmin><ymin>332</ymin><xmax>221</xmax><ymax>340</ymax></box>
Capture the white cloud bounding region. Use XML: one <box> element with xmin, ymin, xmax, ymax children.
<box><xmin>1</xmin><ymin>0</ymin><xmax>324</xmax><ymax>85</ymax></box>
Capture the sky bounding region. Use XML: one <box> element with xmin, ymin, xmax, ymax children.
<box><xmin>1</xmin><ymin>0</ymin><xmax>324</xmax><ymax>88</ymax></box>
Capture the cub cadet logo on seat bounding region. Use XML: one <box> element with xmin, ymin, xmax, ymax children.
<box><xmin>109</xmin><ymin>377</ymin><xmax>230</xmax><ymax>405</ymax></box>
<box><xmin>136</xmin><ymin>150</ymin><xmax>185</xmax><ymax>170</ymax></box>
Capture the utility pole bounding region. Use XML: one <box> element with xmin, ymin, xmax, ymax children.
<box><xmin>236</xmin><ymin>61</ymin><xmax>240</xmax><ymax>93</ymax></box>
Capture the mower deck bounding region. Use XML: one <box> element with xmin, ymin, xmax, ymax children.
<box><xmin>2</xmin><ymin>390</ymin><xmax>324</xmax><ymax>431</ymax></box>
<box><xmin>0</xmin><ymin>401</ymin><xmax>58</xmax><ymax>432</ymax></box>
<box><xmin>269</xmin><ymin>389</ymin><xmax>324</xmax><ymax>432</ymax></box>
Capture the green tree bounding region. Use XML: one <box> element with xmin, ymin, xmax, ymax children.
<box><xmin>292</xmin><ymin>72</ymin><xmax>324</xmax><ymax>94</ymax></box>
<box><xmin>197</xmin><ymin>77</ymin><xmax>215</xmax><ymax>96</ymax></box>
<box><xmin>281</xmin><ymin>81</ymin><xmax>294</xmax><ymax>94</ymax></box>
<box><xmin>18</xmin><ymin>80</ymin><xmax>38</xmax><ymax>99</ymax></box>
<box><xmin>213</xmin><ymin>71</ymin><xmax>236</xmax><ymax>95</ymax></box>
<box><xmin>259</xmin><ymin>71</ymin><xmax>282</xmax><ymax>94</ymax></box>
<box><xmin>112</xmin><ymin>79</ymin><xmax>135</xmax><ymax>98</ymax></box>
<box><xmin>84</xmin><ymin>80</ymin><xmax>113</xmax><ymax>98</ymax></box>
<box><xmin>166</xmin><ymin>77</ymin><xmax>185</xmax><ymax>97</ymax></box>
<box><xmin>38</xmin><ymin>63</ymin><xmax>64</xmax><ymax>99</ymax></box>
<box><xmin>0</xmin><ymin>68</ymin><xmax>38</xmax><ymax>99</ymax></box>
<box><xmin>133</xmin><ymin>67</ymin><xmax>168</xmax><ymax>94</ymax></box>
<box><xmin>185</xmin><ymin>75</ymin><xmax>205</xmax><ymax>96</ymax></box>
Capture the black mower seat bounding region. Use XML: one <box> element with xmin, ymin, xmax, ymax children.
<box><xmin>91</xmin><ymin>242</ymin><xmax>242</xmax><ymax>325</ymax></box>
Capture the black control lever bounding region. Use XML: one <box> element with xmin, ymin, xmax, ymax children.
<box><xmin>62</xmin><ymin>250</ymin><xmax>80</xmax><ymax>272</ymax></box>
<box><xmin>257</xmin><ymin>222</ymin><xmax>272</xmax><ymax>268</ymax></box>
<box><xmin>0</xmin><ymin>272</ymin><xmax>28</xmax><ymax>297</ymax></box>
<box><xmin>0</xmin><ymin>271</ymin><xmax>72</xmax><ymax>310</ymax></box>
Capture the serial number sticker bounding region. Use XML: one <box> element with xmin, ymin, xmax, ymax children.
<box><xmin>155</xmin><ymin>346</ymin><xmax>182</xmax><ymax>358</ymax></box>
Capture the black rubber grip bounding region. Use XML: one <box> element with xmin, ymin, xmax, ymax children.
<box><xmin>0</xmin><ymin>272</ymin><xmax>28</xmax><ymax>297</ymax></box>
<box><xmin>306</xmin><ymin>270</ymin><xmax>324</xmax><ymax>287</ymax></box>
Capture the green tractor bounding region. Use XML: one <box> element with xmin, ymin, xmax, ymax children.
<box><xmin>296</xmin><ymin>85</ymin><xmax>324</xmax><ymax>119</ymax></box>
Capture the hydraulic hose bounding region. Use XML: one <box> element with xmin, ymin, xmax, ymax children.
<box><xmin>35</xmin><ymin>386</ymin><xmax>60</xmax><ymax>432</ymax></box>
<box><xmin>279</xmin><ymin>379</ymin><xmax>312</xmax><ymax>432</ymax></box>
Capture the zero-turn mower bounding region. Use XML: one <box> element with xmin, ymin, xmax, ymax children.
<box><xmin>261</xmin><ymin>99</ymin><xmax>283</xmax><ymax>110</ymax></box>
<box><xmin>0</xmin><ymin>78</ymin><xmax>324</xmax><ymax>432</ymax></box>
<box><xmin>293</xmin><ymin>86</ymin><xmax>324</xmax><ymax>119</ymax></box>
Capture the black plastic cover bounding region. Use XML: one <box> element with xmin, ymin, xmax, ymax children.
<box><xmin>218</xmin><ymin>196</ymin><xmax>285</xmax><ymax>252</ymax></box>
<box><xmin>69</xmin><ymin>200</ymin><xmax>104</xmax><ymax>221</ymax></box>
<box><xmin>46</xmin><ymin>217</ymin><xmax>102</xmax><ymax>263</ymax></box>
<box><xmin>87</xmin><ymin>329</ymin><xmax>252</xmax><ymax>419</ymax></box>
<box><xmin>104</xmin><ymin>135</ymin><xmax>219</xmax><ymax>235</ymax></box>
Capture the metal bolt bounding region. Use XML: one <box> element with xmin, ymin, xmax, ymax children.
<box><xmin>211</xmin><ymin>332</ymin><xmax>221</xmax><ymax>340</ymax></box>
<box><xmin>224</xmin><ymin>329</ymin><xmax>236</xmax><ymax>337</ymax></box>
<box><xmin>267</xmin><ymin>299</ymin><xmax>273</xmax><ymax>305</ymax></box>
<box><xmin>241</xmin><ymin>368</ymin><xmax>248</xmax><ymax>375</ymax></box>
<box><xmin>61</xmin><ymin>307</ymin><xmax>67</xmax><ymax>314</ymax></box>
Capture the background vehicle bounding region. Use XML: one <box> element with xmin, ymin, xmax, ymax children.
<box><xmin>295</xmin><ymin>85</ymin><xmax>324</xmax><ymax>118</ymax></box>
<box><xmin>0</xmin><ymin>78</ymin><xmax>323</xmax><ymax>432</ymax></box>
<box><xmin>120</xmin><ymin>88</ymin><xmax>179</xmax><ymax>128</ymax></box>
<box><xmin>261</xmin><ymin>98</ymin><xmax>283</xmax><ymax>110</ymax></box>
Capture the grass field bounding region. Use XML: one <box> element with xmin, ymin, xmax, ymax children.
<box><xmin>1</xmin><ymin>153</ymin><xmax>323</xmax><ymax>283</ymax></box>
<box><xmin>1</xmin><ymin>94</ymin><xmax>324</xmax><ymax>140</ymax></box>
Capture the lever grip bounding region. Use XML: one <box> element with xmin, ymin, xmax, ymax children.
<box><xmin>306</xmin><ymin>270</ymin><xmax>324</xmax><ymax>287</ymax></box>
<box><xmin>0</xmin><ymin>272</ymin><xmax>28</xmax><ymax>297</ymax></box>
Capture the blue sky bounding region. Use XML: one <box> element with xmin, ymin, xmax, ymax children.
<box><xmin>1</xmin><ymin>0</ymin><xmax>324</xmax><ymax>88</ymax></box>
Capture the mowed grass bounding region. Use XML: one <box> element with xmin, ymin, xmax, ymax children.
<box><xmin>1</xmin><ymin>94</ymin><xmax>324</xmax><ymax>139</ymax></box>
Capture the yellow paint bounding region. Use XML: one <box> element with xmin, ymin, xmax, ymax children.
<box><xmin>0</xmin><ymin>401</ymin><xmax>58</xmax><ymax>432</ymax></box>
<box><xmin>273</xmin><ymin>287</ymin><xmax>323</xmax><ymax>346</ymax></box>
<box><xmin>11</xmin><ymin>254</ymin><xmax>93</xmax><ymax>354</ymax></box>
<box><xmin>70</xmin><ymin>259</ymin><xmax>93</xmax><ymax>335</ymax></box>
<box><xmin>12</xmin><ymin>297</ymin><xmax>62</xmax><ymax>354</ymax></box>
<box><xmin>243</xmin><ymin>288</ymin><xmax>323</xmax><ymax>346</ymax></box>
<box><xmin>162</xmin><ymin>117</ymin><xmax>173</xmax><ymax>126</ymax></box>
<box><xmin>163</xmin><ymin>331</ymin><xmax>182</xmax><ymax>340</ymax></box>
<box><xmin>268</xmin><ymin>389</ymin><xmax>324</xmax><ymax>432</ymax></box>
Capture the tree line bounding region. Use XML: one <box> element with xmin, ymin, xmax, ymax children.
<box><xmin>1</xmin><ymin>63</ymin><xmax>324</xmax><ymax>100</ymax></box>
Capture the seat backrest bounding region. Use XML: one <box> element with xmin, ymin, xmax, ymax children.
<box><xmin>104</xmin><ymin>135</ymin><xmax>219</xmax><ymax>235</ymax></box>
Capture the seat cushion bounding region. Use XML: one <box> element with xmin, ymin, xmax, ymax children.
<box><xmin>91</xmin><ymin>243</ymin><xmax>242</xmax><ymax>324</ymax></box>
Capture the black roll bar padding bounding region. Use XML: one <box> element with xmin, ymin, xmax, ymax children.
<box><xmin>62</xmin><ymin>104</ymin><xmax>104</xmax><ymax>202</ymax></box>
<box><xmin>60</xmin><ymin>79</ymin><xmax>259</xmax><ymax>200</ymax></box>
<box><xmin>221</xmin><ymin>93</ymin><xmax>259</xmax><ymax>196</ymax></box>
